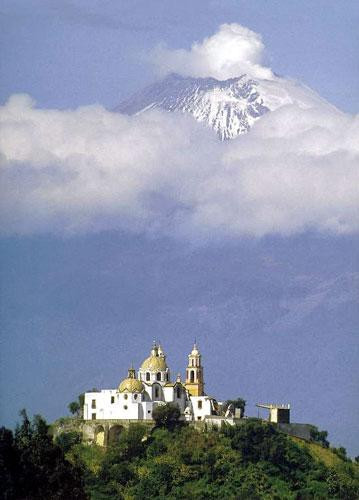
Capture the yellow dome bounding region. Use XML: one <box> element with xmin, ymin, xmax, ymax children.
<box><xmin>118</xmin><ymin>377</ymin><xmax>144</xmax><ymax>393</ymax></box>
<box><xmin>140</xmin><ymin>355</ymin><xmax>167</xmax><ymax>372</ymax></box>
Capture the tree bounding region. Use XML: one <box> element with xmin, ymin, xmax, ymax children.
<box><xmin>55</xmin><ymin>431</ymin><xmax>82</xmax><ymax>454</ymax></box>
<box><xmin>310</xmin><ymin>426</ymin><xmax>330</xmax><ymax>448</ymax></box>
<box><xmin>0</xmin><ymin>426</ymin><xmax>18</xmax><ymax>499</ymax></box>
<box><xmin>222</xmin><ymin>397</ymin><xmax>246</xmax><ymax>416</ymax></box>
<box><xmin>152</xmin><ymin>403</ymin><xmax>181</xmax><ymax>430</ymax></box>
<box><xmin>78</xmin><ymin>392</ymin><xmax>85</xmax><ymax>408</ymax></box>
<box><xmin>332</xmin><ymin>446</ymin><xmax>348</xmax><ymax>461</ymax></box>
<box><xmin>2</xmin><ymin>409</ymin><xmax>87</xmax><ymax>499</ymax></box>
<box><xmin>327</xmin><ymin>464</ymin><xmax>359</xmax><ymax>499</ymax></box>
<box><xmin>68</xmin><ymin>401</ymin><xmax>81</xmax><ymax>417</ymax></box>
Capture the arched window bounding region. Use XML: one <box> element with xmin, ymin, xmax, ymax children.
<box><xmin>176</xmin><ymin>387</ymin><xmax>181</xmax><ymax>399</ymax></box>
<box><xmin>134</xmin><ymin>394</ymin><xmax>138</xmax><ymax>400</ymax></box>
<box><xmin>166</xmin><ymin>373</ymin><xmax>169</xmax><ymax>381</ymax></box>
<box><xmin>155</xmin><ymin>387</ymin><xmax>159</xmax><ymax>399</ymax></box>
<box><xmin>190</xmin><ymin>370</ymin><xmax>195</xmax><ymax>383</ymax></box>
<box><xmin>146</xmin><ymin>372</ymin><xmax>150</xmax><ymax>381</ymax></box>
<box><xmin>156</xmin><ymin>372</ymin><xmax>161</xmax><ymax>381</ymax></box>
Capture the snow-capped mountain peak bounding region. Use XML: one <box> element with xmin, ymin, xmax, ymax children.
<box><xmin>115</xmin><ymin>73</ymin><xmax>333</xmax><ymax>140</ymax></box>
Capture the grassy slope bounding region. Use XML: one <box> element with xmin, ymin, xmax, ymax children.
<box><xmin>290</xmin><ymin>436</ymin><xmax>343</xmax><ymax>467</ymax></box>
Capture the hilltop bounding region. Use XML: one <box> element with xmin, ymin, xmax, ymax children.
<box><xmin>2</xmin><ymin>409</ymin><xmax>359</xmax><ymax>499</ymax></box>
<box><xmin>64</xmin><ymin>417</ymin><xmax>359</xmax><ymax>499</ymax></box>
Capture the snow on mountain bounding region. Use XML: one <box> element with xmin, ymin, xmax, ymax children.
<box><xmin>115</xmin><ymin>73</ymin><xmax>334</xmax><ymax>140</ymax></box>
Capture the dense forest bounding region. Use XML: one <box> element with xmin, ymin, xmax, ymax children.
<box><xmin>1</xmin><ymin>407</ymin><xmax>359</xmax><ymax>499</ymax></box>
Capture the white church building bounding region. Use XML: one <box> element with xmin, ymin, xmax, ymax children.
<box><xmin>83</xmin><ymin>342</ymin><xmax>218</xmax><ymax>423</ymax></box>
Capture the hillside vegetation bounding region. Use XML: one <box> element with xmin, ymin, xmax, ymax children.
<box><xmin>291</xmin><ymin>436</ymin><xmax>343</xmax><ymax>468</ymax></box>
<box><xmin>70</xmin><ymin>418</ymin><xmax>358</xmax><ymax>499</ymax></box>
<box><xmin>1</xmin><ymin>411</ymin><xmax>358</xmax><ymax>499</ymax></box>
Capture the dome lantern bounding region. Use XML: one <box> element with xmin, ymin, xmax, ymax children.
<box><xmin>139</xmin><ymin>342</ymin><xmax>170</xmax><ymax>383</ymax></box>
<box><xmin>150</xmin><ymin>339</ymin><xmax>158</xmax><ymax>357</ymax></box>
<box><xmin>157</xmin><ymin>343</ymin><xmax>165</xmax><ymax>357</ymax></box>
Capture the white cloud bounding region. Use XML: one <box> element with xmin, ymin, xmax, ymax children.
<box><xmin>0</xmin><ymin>94</ymin><xmax>220</xmax><ymax>235</ymax></box>
<box><xmin>152</xmin><ymin>23</ymin><xmax>274</xmax><ymax>80</ymax></box>
<box><xmin>0</xmin><ymin>93</ymin><xmax>358</xmax><ymax>239</ymax></box>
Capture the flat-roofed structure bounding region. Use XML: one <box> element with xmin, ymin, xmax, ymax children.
<box><xmin>256</xmin><ymin>403</ymin><xmax>290</xmax><ymax>423</ymax></box>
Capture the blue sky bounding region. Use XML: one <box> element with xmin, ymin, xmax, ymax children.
<box><xmin>0</xmin><ymin>0</ymin><xmax>358</xmax><ymax>455</ymax></box>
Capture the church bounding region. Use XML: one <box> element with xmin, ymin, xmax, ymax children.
<box><xmin>79</xmin><ymin>341</ymin><xmax>310</xmax><ymax>448</ymax></box>
<box><xmin>83</xmin><ymin>342</ymin><xmax>219</xmax><ymax>423</ymax></box>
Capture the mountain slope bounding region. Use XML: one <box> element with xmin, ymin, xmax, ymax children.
<box><xmin>115</xmin><ymin>73</ymin><xmax>333</xmax><ymax>140</ymax></box>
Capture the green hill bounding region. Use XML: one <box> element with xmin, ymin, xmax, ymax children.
<box><xmin>65</xmin><ymin>419</ymin><xmax>358</xmax><ymax>499</ymax></box>
<box><xmin>2</xmin><ymin>412</ymin><xmax>358</xmax><ymax>499</ymax></box>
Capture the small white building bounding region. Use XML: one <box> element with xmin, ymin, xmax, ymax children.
<box><xmin>83</xmin><ymin>342</ymin><xmax>218</xmax><ymax>423</ymax></box>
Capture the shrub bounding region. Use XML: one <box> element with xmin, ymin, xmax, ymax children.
<box><xmin>152</xmin><ymin>403</ymin><xmax>181</xmax><ymax>430</ymax></box>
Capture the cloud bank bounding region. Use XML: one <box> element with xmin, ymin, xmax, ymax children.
<box><xmin>1</xmin><ymin>93</ymin><xmax>358</xmax><ymax>239</ymax></box>
<box><xmin>152</xmin><ymin>23</ymin><xmax>274</xmax><ymax>80</ymax></box>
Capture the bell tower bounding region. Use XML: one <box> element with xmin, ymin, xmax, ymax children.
<box><xmin>185</xmin><ymin>343</ymin><xmax>204</xmax><ymax>396</ymax></box>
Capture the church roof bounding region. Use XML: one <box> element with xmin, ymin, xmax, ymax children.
<box><xmin>140</xmin><ymin>343</ymin><xmax>168</xmax><ymax>372</ymax></box>
<box><xmin>118</xmin><ymin>377</ymin><xmax>144</xmax><ymax>393</ymax></box>
<box><xmin>118</xmin><ymin>367</ymin><xmax>144</xmax><ymax>393</ymax></box>
<box><xmin>140</xmin><ymin>355</ymin><xmax>167</xmax><ymax>372</ymax></box>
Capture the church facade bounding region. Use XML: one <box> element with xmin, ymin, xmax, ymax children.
<box><xmin>83</xmin><ymin>342</ymin><xmax>217</xmax><ymax>423</ymax></box>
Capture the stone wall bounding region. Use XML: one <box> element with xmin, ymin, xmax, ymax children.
<box><xmin>277</xmin><ymin>422</ymin><xmax>314</xmax><ymax>441</ymax></box>
<box><xmin>52</xmin><ymin>418</ymin><xmax>155</xmax><ymax>447</ymax></box>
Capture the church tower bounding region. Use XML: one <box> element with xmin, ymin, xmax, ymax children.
<box><xmin>185</xmin><ymin>343</ymin><xmax>204</xmax><ymax>397</ymax></box>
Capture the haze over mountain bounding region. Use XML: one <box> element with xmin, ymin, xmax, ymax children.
<box><xmin>116</xmin><ymin>73</ymin><xmax>337</xmax><ymax>140</ymax></box>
